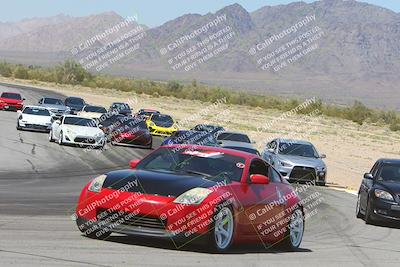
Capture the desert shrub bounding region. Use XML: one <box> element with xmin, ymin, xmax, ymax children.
<box><xmin>0</xmin><ymin>62</ymin><xmax>12</xmax><ymax>77</ymax></box>
<box><xmin>13</xmin><ymin>65</ymin><xmax>29</xmax><ymax>79</ymax></box>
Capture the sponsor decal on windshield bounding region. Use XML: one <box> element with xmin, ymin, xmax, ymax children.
<box><xmin>182</xmin><ymin>150</ymin><xmax>224</xmax><ymax>158</ymax></box>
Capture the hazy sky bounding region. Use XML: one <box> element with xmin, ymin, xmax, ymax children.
<box><xmin>0</xmin><ymin>0</ymin><xmax>399</xmax><ymax>27</ymax></box>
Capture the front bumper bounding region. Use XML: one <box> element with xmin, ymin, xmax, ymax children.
<box><xmin>19</xmin><ymin>121</ymin><xmax>51</xmax><ymax>132</ymax></box>
<box><xmin>370</xmin><ymin>198</ymin><xmax>400</xmax><ymax>222</ymax></box>
<box><xmin>63</xmin><ymin>134</ymin><xmax>105</xmax><ymax>147</ymax></box>
<box><xmin>148</xmin><ymin>126</ymin><xmax>177</xmax><ymax>137</ymax></box>
<box><xmin>0</xmin><ymin>103</ymin><xmax>23</xmax><ymax>111</ymax></box>
<box><xmin>76</xmin><ymin>189</ymin><xmax>221</xmax><ymax>239</ymax></box>
<box><xmin>276</xmin><ymin>165</ymin><xmax>326</xmax><ymax>184</ymax></box>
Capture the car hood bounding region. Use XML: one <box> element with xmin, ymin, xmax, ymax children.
<box><xmin>63</xmin><ymin>125</ymin><xmax>103</xmax><ymax>136</ymax></box>
<box><xmin>78</xmin><ymin>112</ymin><xmax>103</xmax><ymax>119</ymax></box>
<box><xmin>276</xmin><ymin>154</ymin><xmax>325</xmax><ymax>168</ymax></box>
<box><xmin>21</xmin><ymin>114</ymin><xmax>52</xmax><ymax>124</ymax></box>
<box><xmin>67</xmin><ymin>104</ymin><xmax>84</xmax><ymax>110</ymax></box>
<box><xmin>375</xmin><ymin>181</ymin><xmax>400</xmax><ymax>195</ymax></box>
<box><xmin>41</xmin><ymin>104</ymin><xmax>68</xmax><ymax>110</ymax></box>
<box><xmin>103</xmin><ymin>169</ymin><xmax>224</xmax><ymax>197</ymax></box>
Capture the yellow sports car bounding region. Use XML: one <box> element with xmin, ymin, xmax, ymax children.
<box><xmin>146</xmin><ymin>113</ymin><xmax>178</xmax><ymax>136</ymax></box>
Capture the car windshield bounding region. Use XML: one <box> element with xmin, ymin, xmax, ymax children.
<box><xmin>279</xmin><ymin>142</ymin><xmax>318</xmax><ymax>158</ymax></box>
<box><xmin>66</xmin><ymin>97</ymin><xmax>84</xmax><ymax>105</ymax></box>
<box><xmin>64</xmin><ymin>117</ymin><xmax>97</xmax><ymax>127</ymax></box>
<box><xmin>1</xmin><ymin>93</ymin><xmax>22</xmax><ymax>100</ymax></box>
<box><xmin>194</xmin><ymin>124</ymin><xmax>222</xmax><ymax>131</ymax></box>
<box><xmin>152</xmin><ymin>114</ymin><xmax>174</xmax><ymax>127</ymax></box>
<box><xmin>84</xmin><ymin>106</ymin><xmax>107</xmax><ymax>113</ymax></box>
<box><xmin>217</xmin><ymin>132</ymin><xmax>251</xmax><ymax>143</ymax></box>
<box><xmin>23</xmin><ymin>107</ymin><xmax>50</xmax><ymax>116</ymax></box>
<box><xmin>137</xmin><ymin>147</ymin><xmax>245</xmax><ymax>182</ymax></box>
<box><xmin>170</xmin><ymin>131</ymin><xmax>217</xmax><ymax>146</ymax></box>
<box><xmin>378</xmin><ymin>164</ymin><xmax>400</xmax><ymax>182</ymax></box>
<box><xmin>112</xmin><ymin>103</ymin><xmax>131</xmax><ymax>110</ymax></box>
<box><xmin>99</xmin><ymin>114</ymin><xmax>125</xmax><ymax>127</ymax></box>
<box><xmin>43</xmin><ymin>98</ymin><xmax>63</xmax><ymax>105</ymax></box>
<box><xmin>225</xmin><ymin>146</ymin><xmax>259</xmax><ymax>155</ymax></box>
<box><xmin>121</xmin><ymin>118</ymin><xmax>147</xmax><ymax>130</ymax></box>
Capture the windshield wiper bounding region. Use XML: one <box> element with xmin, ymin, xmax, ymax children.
<box><xmin>181</xmin><ymin>170</ymin><xmax>212</xmax><ymax>177</ymax></box>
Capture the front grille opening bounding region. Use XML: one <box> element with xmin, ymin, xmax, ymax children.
<box><xmin>290</xmin><ymin>166</ymin><xmax>316</xmax><ymax>180</ymax></box>
<box><xmin>97</xmin><ymin>209</ymin><xmax>166</xmax><ymax>230</ymax></box>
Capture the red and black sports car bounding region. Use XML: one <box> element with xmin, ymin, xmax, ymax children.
<box><xmin>0</xmin><ymin>92</ymin><xmax>24</xmax><ymax>111</ymax></box>
<box><xmin>109</xmin><ymin>117</ymin><xmax>152</xmax><ymax>148</ymax></box>
<box><xmin>75</xmin><ymin>145</ymin><xmax>304</xmax><ymax>251</ymax></box>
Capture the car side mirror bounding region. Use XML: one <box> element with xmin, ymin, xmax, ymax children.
<box><xmin>55</xmin><ymin>120</ymin><xmax>61</xmax><ymax>125</ymax></box>
<box><xmin>22</xmin><ymin>98</ymin><xmax>26</xmax><ymax>101</ymax></box>
<box><xmin>364</xmin><ymin>173</ymin><xmax>373</xmax><ymax>180</ymax></box>
<box><xmin>250</xmin><ymin>174</ymin><xmax>270</xmax><ymax>184</ymax></box>
<box><xmin>320</xmin><ymin>154</ymin><xmax>326</xmax><ymax>159</ymax></box>
<box><xmin>267</xmin><ymin>148</ymin><xmax>275</xmax><ymax>154</ymax></box>
<box><xmin>98</xmin><ymin>124</ymin><xmax>103</xmax><ymax>128</ymax></box>
<box><xmin>251</xmin><ymin>140</ymin><xmax>256</xmax><ymax>144</ymax></box>
<box><xmin>129</xmin><ymin>159</ymin><xmax>140</xmax><ymax>169</ymax></box>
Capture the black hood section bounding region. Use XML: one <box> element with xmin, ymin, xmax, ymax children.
<box><xmin>103</xmin><ymin>169</ymin><xmax>219</xmax><ymax>197</ymax></box>
<box><xmin>375</xmin><ymin>181</ymin><xmax>400</xmax><ymax>195</ymax></box>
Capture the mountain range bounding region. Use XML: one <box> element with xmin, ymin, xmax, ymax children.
<box><xmin>0</xmin><ymin>0</ymin><xmax>399</xmax><ymax>109</ymax></box>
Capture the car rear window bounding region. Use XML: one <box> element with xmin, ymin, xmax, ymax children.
<box><xmin>23</xmin><ymin>107</ymin><xmax>50</xmax><ymax>116</ymax></box>
<box><xmin>217</xmin><ymin>132</ymin><xmax>251</xmax><ymax>143</ymax></box>
<box><xmin>1</xmin><ymin>93</ymin><xmax>22</xmax><ymax>100</ymax></box>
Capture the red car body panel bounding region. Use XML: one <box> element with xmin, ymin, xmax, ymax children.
<box><xmin>75</xmin><ymin>145</ymin><xmax>302</xmax><ymax>245</ymax></box>
<box><xmin>0</xmin><ymin>92</ymin><xmax>24</xmax><ymax>110</ymax></box>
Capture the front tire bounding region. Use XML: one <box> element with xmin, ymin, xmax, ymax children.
<box><xmin>58</xmin><ymin>131</ymin><xmax>64</xmax><ymax>145</ymax></box>
<box><xmin>16</xmin><ymin>121</ymin><xmax>22</xmax><ymax>130</ymax></box>
<box><xmin>280</xmin><ymin>208</ymin><xmax>304</xmax><ymax>251</ymax></box>
<box><xmin>356</xmin><ymin>194</ymin><xmax>364</xmax><ymax>219</ymax></box>
<box><xmin>364</xmin><ymin>198</ymin><xmax>374</xmax><ymax>224</ymax></box>
<box><xmin>49</xmin><ymin>130</ymin><xmax>54</xmax><ymax>142</ymax></box>
<box><xmin>208</xmin><ymin>206</ymin><xmax>234</xmax><ymax>252</ymax></box>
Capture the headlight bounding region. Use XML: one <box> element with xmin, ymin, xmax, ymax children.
<box><xmin>173</xmin><ymin>188</ymin><xmax>213</xmax><ymax>205</ymax></box>
<box><xmin>316</xmin><ymin>166</ymin><xmax>326</xmax><ymax>171</ymax></box>
<box><xmin>149</xmin><ymin>122</ymin><xmax>155</xmax><ymax>127</ymax></box>
<box><xmin>374</xmin><ymin>189</ymin><xmax>394</xmax><ymax>201</ymax></box>
<box><xmin>88</xmin><ymin>174</ymin><xmax>107</xmax><ymax>193</ymax></box>
<box><xmin>279</xmin><ymin>160</ymin><xmax>292</xmax><ymax>167</ymax></box>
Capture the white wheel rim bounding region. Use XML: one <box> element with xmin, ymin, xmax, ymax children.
<box><xmin>289</xmin><ymin>209</ymin><xmax>304</xmax><ymax>248</ymax></box>
<box><xmin>214</xmin><ymin>207</ymin><xmax>234</xmax><ymax>249</ymax></box>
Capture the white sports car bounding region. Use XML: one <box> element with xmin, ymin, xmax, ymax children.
<box><xmin>17</xmin><ymin>106</ymin><xmax>53</xmax><ymax>132</ymax></box>
<box><xmin>49</xmin><ymin>115</ymin><xmax>106</xmax><ymax>148</ymax></box>
<box><xmin>77</xmin><ymin>105</ymin><xmax>107</xmax><ymax>120</ymax></box>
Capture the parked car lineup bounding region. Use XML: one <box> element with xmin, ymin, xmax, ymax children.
<box><xmin>2</xmin><ymin>89</ymin><xmax>399</xmax><ymax>252</ymax></box>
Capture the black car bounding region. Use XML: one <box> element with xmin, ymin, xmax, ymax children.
<box><xmin>161</xmin><ymin>130</ymin><xmax>219</xmax><ymax>147</ymax></box>
<box><xmin>109</xmin><ymin>102</ymin><xmax>132</xmax><ymax>117</ymax></box>
<box><xmin>356</xmin><ymin>158</ymin><xmax>400</xmax><ymax>224</ymax></box>
<box><xmin>137</xmin><ymin>109</ymin><xmax>160</xmax><ymax>119</ymax></box>
<box><xmin>65</xmin><ymin>97</ymin><xmax>85</xmax><ymax>114</ymax></box>
<box><xmin>191</xmin><ymin>124</ymin><xmax>225</xmax><ymax>139</ymax></box>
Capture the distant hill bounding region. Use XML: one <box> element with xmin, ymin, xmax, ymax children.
<box><xmin>0</xmin><ymin>0</ymin><xmax>399</xmax><ymax>109</ymax></box>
